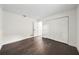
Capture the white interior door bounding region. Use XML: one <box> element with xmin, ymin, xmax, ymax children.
<box><xmin>34</xmin><ymin>21</ymin><xmax>42</xmax><ymax>36</ymax></box>
<box><xmin>43</xmin><ymin>17</ymin><xmax>68</xmax><ymax>43</ymax></box>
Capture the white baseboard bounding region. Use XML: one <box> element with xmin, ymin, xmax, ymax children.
<box><xmin>0</xmin><ymin>45</ymin><xmax>2</xmax><ymax>50</ymax></box>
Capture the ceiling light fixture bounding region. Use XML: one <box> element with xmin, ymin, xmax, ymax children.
<box><xmin>23</xmin><ymin>15</ymin><xmax>27</xmax><ymax>17</ymax></box>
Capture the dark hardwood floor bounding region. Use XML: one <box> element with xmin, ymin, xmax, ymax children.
<box><xmin>0</xmin><ymin>50</ymin><xmax>1</xmax><ymax>55</ymax></box>
<box><xmin>0</xmin><ymin>37</ymin><xmax>79</xmax><ymax>55</ymax></box>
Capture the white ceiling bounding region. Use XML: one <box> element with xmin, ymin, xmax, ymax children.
<box><xmin>2</xmin><ymin>4</ymin><xmax>77</xmax><ymax>19</ymax></box>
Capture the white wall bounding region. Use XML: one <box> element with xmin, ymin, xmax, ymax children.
<box><xmin>43</xmin><ymin>17</ymin><xmax>68</xmax><ymax>44</ymax></box>
<box><xmin>0</xmin><ymin>7</ymin><xmax>2</xmax><ymax>49</ymax></box>
<box><xmin>2</xmin><ymin>10</ymin><xmax>35</xmax><ymax>45</ymax></box>
<box><xmin>43</xmin><ymin>9</ymin><xmax>77</xmax><ymax>47</ymax></box>
<box><xmin>77</xmin><ymin>5</ymin><xmax>79</xmax><ymax>51</ymax></box>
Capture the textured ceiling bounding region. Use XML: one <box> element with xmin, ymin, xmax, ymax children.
<box><xmin>2</xmin><ymin>4</ymin><xmax>77</xmax><ymax>19</ymax></box>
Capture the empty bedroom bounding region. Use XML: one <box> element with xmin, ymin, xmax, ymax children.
<box><xmin>0</xmin><ymin>4</ymin><xmax>79</xmax><ymax>55</ymax></box>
